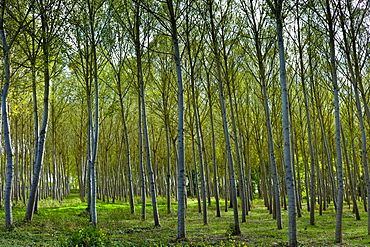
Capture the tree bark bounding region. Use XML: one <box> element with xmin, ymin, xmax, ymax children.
<box><xmin>204</xmin><ymin>69</ymin><xmax>221</xmax><ymax>217</ymax></box>
<box><xmin>208</xmin><ymin>0</ymin><xmax>240</xmax><ymax>235</ymax></box>
<box><xmin>338</xmin><ymin>0</ymin><xmax>370</xmax><ymax>235</ymax></box>
<box><xmin>323</xmin><ymin>0</ymin><xmax>344</xmax><ymax>242</ymax></box>
<box><xmin>25</xmin><ymin>1</ymin><xmax>51</xmax><ymax>221</ymax></box>
<box><xmin>266</xmin><ymin>0</ymin><xmax>297</xmax><ymax>243</ymax></box>
<box><xmin>166</xmin><ymin>0</ymin><xmax>186</xmax><ymax>238</ymax></box>
<box><xmin>0</xmin><ymin>5</ymin><xmax>14</xmax><ymax>228</ymax></box>
<box><xmin>185</xmin><ymin>13</ymin><xmax>207</xmax><ymax>224</ymax></box>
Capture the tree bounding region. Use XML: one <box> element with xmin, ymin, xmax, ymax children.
<box><xmin>25</xmin><ymin>0</ymin><xmax>61</xmax><ymax>221</ymax></box>
<box><xmin>165</xmin><ymin>0</ymin><xmax>186</xmax><ymax>238</ymax></box>
<box><xmin>203</xmin><ymin>58</ymin><xmax>221</xmax><ymax>218</ymax></box>
<box><xmin>321</xmin><ymin>0</ymin><xmax>344</xmax><ymax>242</ymax></box>
<box><xmin>134</xmin><ymin>2</ymin><xmax>161</xmax><ymax>227</ymax></box>
<box><xmin>265</xmin><ymin>0</ymin><xmax>297</xmax><ymax>245</ymax></box>
<box><xmin>103</xmin><ymin>7</ymin><xmax>135</xmax><ymax>213</ymax></box>
<box><xmin>295</xmin><ymin>2</ymin><xmax>316</xmax><ymax>226</ymax></box>
<box><xmin>66</xmin><ymin>0</ymin><xmax>106</xmax><ymax>225</ymax></box>
<box><xmin>1</xmin><ymin>0</ymin><xmax>15</xmax><ymax>229</ymax></box>
<box><xmin>208</xmin><ymin>0</ymin><xmax>240</xmax><ymax>235</ymax></box>
<box><xmin>184</xmin><ymin>2</ymin><xmax>208</xmax><ymax>225</ymax></box>
<box><xmin>338</xmin><ymin>0</ymin><xmax>370</xmax><ymax>235</ymax></box>
<box><xmin>240</xmin><ymin>0</ymin><xmax>282</xmax><ymax>228</ymax></box>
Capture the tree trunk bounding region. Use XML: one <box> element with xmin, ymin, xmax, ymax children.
<box><xmin>338</xmin><ymin>1</ymin><xmax>370</xmax><ymax>234</ymax></box>
<box><xmin>262</xmin><ymin>83</ymin><xmax>282</xmax><ymax>229</ymax></box>
<box><xmin>0</xmin><ymin>10</ymin><xmax>14</xmax><ymax>229</ymax></box>
<box><xmin>250</xmin><ymin>4</ymin><xmax>282</xmax><ymax>224</ymax></box>
<box><xmin>224</xmin><ymin>57</ymin><xmax>247</xmax><ymax>224</ymax></box>
<box><xmin>165</xmin><ymin>116</ymin><xmax>172</xmax><ymax>214</ymax></box>
<box><xmin>341</xmin><ymin>126</ymin><xmax>360</xmax><ymax>220</ymax></box>
<box><xmin>166</xmin><ymin>0</ymin><xmax>186</xmax><ymax>238</ymax></box>
<box><xmin>270</xmin><ymin>3</ymin><xmax>297</xmax><ymax>243</ymax></box>
<box><xmin>190</xmin><ymin>129</ymin><xmax>201</xmax><ymax>213</ymax></box>
<box><xmin>208</xmin><ymin>0</ymin><xmax>240</xmax><ymax>235</ymax></box>
<box><xmin>185</xmin><ymin>14</ymin><xmax>207</xmax><ymax>224</ymax></box>
<box><xmin>300</xmin><ymin>11</ymin><xmax>317</xmax><ymax>226</ymax></box>
<box><xmin>119</xmin><ymin>89</ymin><xmax>134</xmax><ymax>214</ymax></box>
<box><xmin>139</xmin><ymin>95</ymin><xmax>146</xmax><ymax>220</ymax></box>
<box><xmin>324</xmin><ymin>0</ymin><xmax>344</xmax><ymax>242</ymax></box>
<box><xmin>25</xmin><ymin>2</ymin><xmax>50</xmax><ymax>220</ymax></box>
<box><xmin>205</xmin><ymin>70</ymin><xmax>221</xmax><ymax>217</ymax></box>
<box><xmin>135</xmin><ymin>3</ymin><xmax>160</xmax><ymax>227</ymax></box>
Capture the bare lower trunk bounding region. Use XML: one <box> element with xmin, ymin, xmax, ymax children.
<box><xmin>338</xmin><ymin>0</ymin><xmax>370</xmax><ymax>234</ymax></box>
<box><xmin>135</xmin><ymin>4</ymin><xmax>160</xmax><ymax>226</ymax></box>
<box><xmin>25</xmin><ymin>4</ymin><xmax>50</xmax><ymax>220</ymax></box>
<box><xmin>276</xmin><ymin>17</ymin><xmax>297</xmax><ymax>247</ymax></box>
<box><xmin>139</xmin><ymin>98</ymin><xmax>146</xmax><ymax>220</ymax></box>
<box><xmin>324</xmin><ymin>0</ymin><xmax>344</xmax><ymax>242</ymax></box>
<box><xmin>167</xmin><ymin>0</ymin><xmax>186</xmax><ymax>238</ymax></box>
<box><xmin>209</xmin><ymin>0</ymin><xmax>240</xmax><ymax>235</ymax></box>
<box><xmin>1</xmin><ymin>17</ymin><xmax>14</xmax><ymax>229</ymax></box>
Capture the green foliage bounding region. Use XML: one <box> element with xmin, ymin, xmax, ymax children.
<box><xmin>63</xmin><ymin>227</ymin><xmax>110</xmax><ymax>247</ymax></box>
<box><xmin>225</xmin><ymin>223</ymin><xmax>238</xmax><ymax>237</ymax></box>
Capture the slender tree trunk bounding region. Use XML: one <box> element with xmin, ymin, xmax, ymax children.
<box><xmin>166</xmin><ymin>0</ymin><xmax>186</xmax><ymax>238</ymax></box>
<box><xmin>224</xmin><ymin>59</ymin><xmax>247</xmax><ymax>223</ymax></box>
<box><xmin>317</xmin><ymin>104</ymin><xmax>337</xmax><ymax>209</ymax></box>
<box><xmin>270</xmin><ymin>2</ymin><xmax>297</xmax><ymax>244</ymax></box>
<box><xmin>291</xmin><ymin>124</ymin><xmax>302</xmax><ymax>218</ymax></box>
<box><xmin>338</xmin><ymin>1</ymin><xmax>370</xmax><ymax>234</ymax></box>
<box><xmin>250</xmin><ymin>4</ymin><xmax>282</xmax><ymax>224</ymax></box>
<box><xmin>139</xmin><ymin>94</ymin><xmax>146</xmax><ymax>220</ymax></box>
<box><xmin>257</xmin><ymin>137</ymin><xmax>269</xmax><ymax>209</ymax></box>
<box><xmin>324</xmin><ymin>0</ymin><xmax>344</xmax><ymax>242</ymax></box>
<box><xmin>141</xmin><ymin>99</ymin><xmax>160</xmax><ymax>226</ymax></box>
<box><xmin>165</xmin><ymin>117</ymin><xmax>172</xmax><ymax>214</ymax></box>
<box><xmin>90</xmin><ymin>1</ymin><xmax>99</xmax><ymax>227</ymax></box>
<box><xmin>135</xmin><ymin>3</ymin><xmax>160</xmax><ymax>227</ymax></box>
<box><xmin>185</xmin><ymin>15</ymin><xmax>207</xmax><ymax>224</ymax></box>
<box><xmin>298</xmin><ymin>11</ymin><xmax>317</xmax><ymax>226</ymax></box>
<box><xmin>190</xmin><ymin>131</ymin><xmax>201</xmax><ymax>213</ymax></box>
<box><xmin>14</xmin><ymin>124</ymin><xmax>20</xmax><ymax>204</ymax></box>
<box><xmin>341</xmin><ymin>126</ymin><xmax>360</xmax><ymax>220</ymax></box>
<box><xmin>208</xmin><ymin>0</ymin><xmax>240</xmax><ymax>235</ymax></box>
<box><xmin>0</xmin><ymin>8</ymin><xmax>14</xmax><ymax>229</ymax></box>
<box><xmin>205</xmin><ymin>70</ymin><xmax>221</xmax><ymax>217</ymax></box>
<box><xmin>25</xmin><ymin>2</ymin><xmax>50</xmax><ymax>220</ymax></box>
<box><xmin>224</xmin><ymin>153</ymin><xmax>228</xmax><ymax>212</ymax></box>
<box><xmin>118</xmin><ymin>88</ymin><xmax>134</xmax><ymax>214</ymax></box>
<box><xmin>262</xmin><ymin>83</ymin><xmax>282</xmax><ymax>229</ymax></box>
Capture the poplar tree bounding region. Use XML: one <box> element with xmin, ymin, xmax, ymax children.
<box><xmin>266</xmin><ymin>0</ymin><xmax>297</xmax><ymax>245</ymax></box>
<box><xmin>208</xmin><ymin>0</ymin><xmax>240</xmax><ymax>235</ymax></box>
<box><xmin>0</xmin><ymin>0</ymin><xmax>15</xmax><ymax>229</ymax></box>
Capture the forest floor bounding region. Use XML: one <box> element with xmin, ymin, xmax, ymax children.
<box><xmin>0</xmin><ymin>192</ymin><xmax>369</xmax><ymax>246</ymax></box>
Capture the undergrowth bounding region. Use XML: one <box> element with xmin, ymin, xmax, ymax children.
<box><xmin>0</xmin><ymin>194</ymin><xmax>369</xmax><ymax>246</ymax></box>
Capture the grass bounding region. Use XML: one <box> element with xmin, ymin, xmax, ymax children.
<box><xmin>0</xmin><ymin>194</ymin><xmax>370</xmax><ymax>246</ymax></box>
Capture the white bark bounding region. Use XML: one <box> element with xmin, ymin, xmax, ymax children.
<box><xmin>138</xmin><ymin>95</ymin><xmax>146</xmax><ymax>220</ymax></box>
<box><xmin>276</xmin><ymin>11</ymin><xmax>297</xmax><ymax>247</ymax></box>
<box><xmin>135</xmin><ymin>3</ymin><xmax>160</xmax><ymax>226</ymax></box>
<box><xmin>166</xmin><ymin>0</ymin><xmax>186</xmax><ymax>238</ymax></box>
<box><xmin>87</xmin><ymin>0</ymin><xmax>99</xmax><ymax>226</ymax></box>
<box><xmin>0</xmin><ymin>11</ymin><xmax>14</xmax><ymax>229</ymax></box>
<box><xmin>185</xmin><ymin>14</ymin><xmax>207</xmax><ymax>225</ymax></box>
<box><xmin>324</xmin><ymin>0</ymin><xmax>344</xmax><ymax>242</ymax></box>
<box><xmin>338</xmin><ymin>0</ymin><xmax>370</xmax><ymax>235</ymax></box>
<box><xmin>209</xmin><ymin>0</ymin><xmax>240</xmax><ymax>235</ymax></box>
<box><xmin>25</xmin><ymin>2</ymin><xmax>50</xmax><ymax>220</ymax></box>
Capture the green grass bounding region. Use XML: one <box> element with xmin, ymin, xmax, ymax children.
<box><xmin>1</xmin><ymin>195</ymin><xmax>370</xmax><ymax>246</ymax></box>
